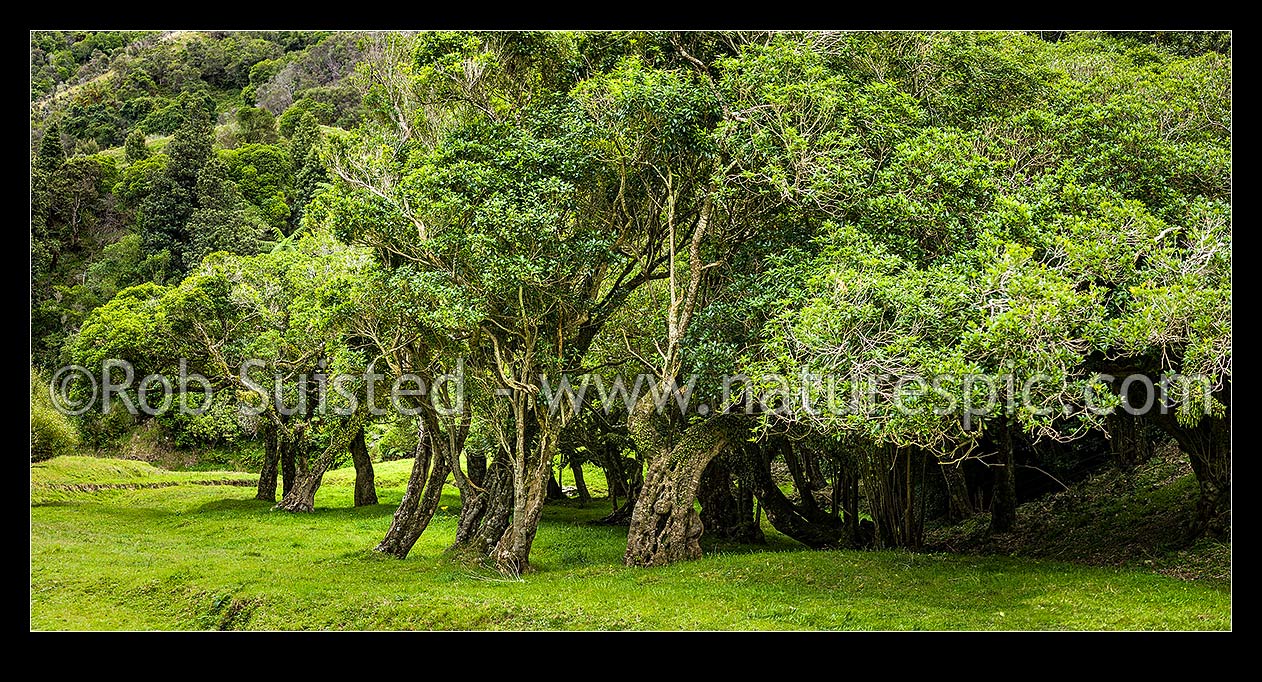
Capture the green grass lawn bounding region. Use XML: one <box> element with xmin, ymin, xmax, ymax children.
<box><xmin>31</xmin><ymin>456</ymin><xmax>1231</xmax><ymax>630</ymax></box>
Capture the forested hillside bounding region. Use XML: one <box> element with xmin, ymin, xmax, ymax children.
<box><xmin>31</xmin><ymin>30</ymin><xmax>363</xmax><ymax>365</ymax></box>
<box><xmin>30</xmin><ymin>31</ymin><xmax>1230</xmax><ymax>629</ymax></box>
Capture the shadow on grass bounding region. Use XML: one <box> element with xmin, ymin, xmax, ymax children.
<box><xmin>194</xmin><ymin>498</ymin><xmax>403</xmax><ymax>520</ymax></box>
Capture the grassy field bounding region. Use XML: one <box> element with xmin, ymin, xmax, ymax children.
<box><xmin>31</xmin><ymin>456</ymin><xmax>1231</xmax><ymax>630</ymax></box>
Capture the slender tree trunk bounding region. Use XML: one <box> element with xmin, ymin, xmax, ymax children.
<box><xmin>731</xmin><ymin>440</ymin><xmax>849</xmax><ymax>548</ymax></box>
<box><xmin>990</xmin><ymin>425</ymin><xmax>1018</xmax><ymax>534</ymax></box>
<box><xmin>256</xmin><ymin>426</ymin><xmax>279</xmax><ymax>502</ymax></box>
<box><xmin>274</xmin><ymin>414</ymin><xmax>366</xmax><ymax>512</ymax></box>
<box><xmin>349</xmin><ymin>427</ymin><xmax>378</xmax><ymax>506</ymax></box>
<box><xmin>491</xmin><ymin>404</ymin><xmax>558</xmax><ymax>574</ymax></box>
<box><xmin>281</xmin><ymin>433</ymin><xmax>298</xmax><ymax>496</ymax></box>
<box><xmin>1108</xmin><ymin>412</ymin><xmax>1154</xmax><ymax>468</ymax></box>
<box><xmin>546</xmin><ymin>469</ymin><xmax>565</xmax><ymax>500</ymax></box>
<box><xmin>376</xmin><ymin>431</ymin><xmax>452</xmax><ymax>558</ymax></box>
<box><xmin>602</xmin><ymin>453</ymin><xmax>624</xmax><ymax>512</ymax></box>
<box><xmin>570</xmin><ymin>460</ymin><xmax>591</xmax><ymax>504</ymax></box>
<box><xmin>941</xmin><ymin>463</ymin><xmax>973</xmax><ymax>522</ymax></box>
<box><xmin>782</xmin><ymin>440</ymin><xmax>819</xmax><ymax>514</ymax></box>
<box><xmin>597</xmin><ymin>458</ymin><xmax>641</xmax><ymax>525</ymax></box>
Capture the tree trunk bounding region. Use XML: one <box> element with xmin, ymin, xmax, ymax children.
<box><xmin>570</xmin><ymin>460</ymin><xmax>591</xmax><ymax>504</ymax></box>
<box><xmin>274</xmin><ymin>414</ymin><xmax>366</xmax><ymax>513</ymax></box>
<box><xmin>1155</xmin><ymin>405</ymin><xmax>1230</xmax><ymax>540</ymax></box>
<box><xmin>698</xmin><ymin>452</ymin><xmax>764</xmax><ymax>544</ymax></box>
<box><xmin>623</xmin><ymin>390</ymin><xmax>744</xmax><ymax>567</ymax></box>
<box><xmin>990</xmin><ymin>425</ymin><xmax>1018</xmax><ymax>534</ymax></box>
<box><xmin>602</xmin><ymin>455</ymin><xmax>624</xmax><ymax>512</ymax></box>
<box><xmin>1108</xmin><ymin>412</ymin><xmax>1154</xmax><ymax>469</ymax></box>
<box><xmin>468</xmin><ymin>456</ymin><xmax>515</xmax><ymax>555</ymax></box>
<box><xmin>595</xmin><ymin>447</ymin><xmax>641</xmax><ymax>524</ymax></box>
<box><xmin>491</xmin><ymin>409</ymin><xmax>558</xmax><ymax>574</ymax></box>
<box><xmin>859</xmin><ymin>444</ymin><xmax>924</xmax><ymax>548</ymax></box>
<box><xmin>731</xmin><ymin>440</ymin><xmax>850</xmax><ymax>549</ymax></box>
<box><xmin>596</xmin><ymin>459</ymin><xmax>641</xmax><ymax>525</ymax></box>
<box><xmin>452</xmin><ymin>448</ymin><xmax>499</xmax><ymax>552</ymax></box>
<box><xmin>467</xmin><ymin>449</ymin><xmax>487</xmax><ymax>488</ymax></box>
<box><xmin>782</xmin><ymin>440</ymin><xmax>819</xmax><ymax>514</ymax></box>
<box><xmin>349</xmin><ymin>427</ymin><xmax>378</xmax><ymax>506</ymax></box>
<box><xmin>941</xmin><ymin>463</ymin><xmax>973</xmax><ymax>522</ymax></box>
<box><xmin>546</xmin><ymin>469</ymin><xmax>565</xmax><ymax>500</ymax></box>
<box><xmin>376</xmin><ymin>430</ymin><xmax>452</xmax><ymax>558</ymax></box>
<box><xmin>281</xmin><ymin>434</ymin><xmax>298</xmax><ymax>496</ymax></box>
<box><xmin>256</xmin><ymin>426</ymin><xmax>279</xmax><ymax>502</ymax></box>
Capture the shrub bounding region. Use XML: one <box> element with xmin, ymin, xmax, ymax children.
<box><xmin>31</xmin><ymin>367</ymin><xmax>80</xmax><ymax>463</ymax></box>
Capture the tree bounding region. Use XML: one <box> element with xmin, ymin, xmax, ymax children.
<box><xmin>287</xmin><ymin>111</ymin><xmax>325</xmax><ymax>230</ymax></box>
<box><xmin>36</xmin><ymin>121</ymin><xmax>66</xmax><ymax>174</ymax></box>
<box><xmin>237</xmin><ymin>106</ymin><xmax>279</xmax><ymax>144</ymax></box>
<box><xmin>182</xmin><ymin>157</ymin><xmax>272</xmax><ymax>269</ymax></box>
<box><xmin>124</xmin><ymin>129</ymin><xmax>150</xmax><ymax>164</ymax></box>
<box><xmin>137</xmin><ymin>94</ymin><xmax>214</xmax><ymax>271</ymax></box>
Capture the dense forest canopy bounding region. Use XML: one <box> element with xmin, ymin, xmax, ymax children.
<box><xmin>31</xmin><ymin>30</ymin><xmax>1230</xmax><ymax>575</ymax></box>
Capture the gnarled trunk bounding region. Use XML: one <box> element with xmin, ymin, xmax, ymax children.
<box><xmin>1155</xmin><ymin>402</ymin><xmax>1230</xmax><ymax>540</ymax></box>
<box><xmin>468</xmin><ymin>456</ymin><xmax>515</xmax><ymax>555</ymax></box>
<box><xmin>623</xmin><ymin>392</ymin><xmax>744</xmax><ymax>566</ymax></box>
<box><xmin>1108</xmin><ymin>412</ymin><xmax>1155</xmax><ymax>468</ymax></box>
<box><xmin>349</xmin><ymin>427</ymin><xmax>378</xmax><ymax>506</ymax></box>
<box><xmin>941</xmin><ymin>463</ymin><xmax>973</xmax><ymax>522</ymax></box>
<box><xmin>731</xmin><ymin>440</ymin><xmax>850</xmax><ymax>549</ymax></box>
<box><xmin>451</xmin><ymin>448</ymin><xmax>492</xmax><ymax>550</ymax></box>
<box><xmin>595</xmin><ymin>449</ymin><xmax>642</xmax><ymax>525</ymax></box>
<box><xmin>274</xmin><ymin>414</ymin><xmax>366</xmax><ymax>513</ymax></box>
<box><xmin>570</xmin><ymin>459</ymin><xmax>591</xmax><ymax>504</ymax></box>
<box><xmin>490</xmin><ymin>408</ymin><xmax>558</xmax><ymax>574</ymax></box>
<box><xmin>546</xmin><ymin>469</ymin><xmax>565</xmax><ymax>500</ymax></box>
<box><xmin>281</xmin><ymin>433</ymin><xmax>298</xmax><ymax>496</ymax></box>
<box><xmin>376</xmin><ymin>429</ymin><xmax>452</xmax><ymax>558</ymax></box>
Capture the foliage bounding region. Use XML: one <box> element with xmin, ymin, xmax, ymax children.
<box><xmin>31</xmin><ymin>367</ymin><xmax>80</xmax><ymax>462</ymax></box>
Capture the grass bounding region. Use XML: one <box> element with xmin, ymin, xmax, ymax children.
<box><xmin>31</xmin><ymin>456</ymin><xmax>1231</xmax><ymax>630</ymax></box>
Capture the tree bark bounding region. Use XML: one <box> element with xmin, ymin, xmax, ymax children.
<box><xmin>731</xmin><ymin>440</ymin><xmax>850</xmax><ymax>549</ymax></box>
<box><xmin>280</xmin><ymin>431</ymin><xmax>298</xmax><ymax>496</ymax></box>
<box><xmin>274</xmin><ymin>413</ymin><xmax>366</xmax><ymax>513</ymax></box>
<box><xmin>490</xmin><ymin>406</ymin><xmax>558</xmax><ymax>574</ymax></box>
<box><xmin>941</xmin><ymin>463</ymin><xmax>973</xmax><ymax>522</ymax></box>
<box><xmin>623</xmin><ymin>390</ymin><xmax>745</xmax><ymax>566</ymax></box>
<box><xmin>1108</xmin><ymin>412</ymin><xmax>1154</xmax><ymax>469</ymax></box>
<box><xmin>546</xmin><ymin>469</ymin><xmax>565</xmax><ymax>500</ymax></box>
<box><xmin>1154</xmin><ymin>403</ymin><xmax>1230</xmax><ymax>540</ymax></box>
<box><xmin>466</xmin><ymin>449</ymin><xmax>487</xmax><ymax>488</ymax></box>
<box><xmin>596</xmin><ymin>458</ymin><xmax>641</xmax><ymax>525</ymax></box>
<box><xmin>452</xmin><ymin>449</ymin><xmax>499</xmax><ymax>551</ymax></box>
<box><xmin>468</xmin><ymin>456</ymin><xmax>515</xmax><ymax>555</ymax></box>
<box><xmin>349</xmin><ymin>427</ymin><xmax>378</xmax><ymax>506</ymax></box>
<box><xmin>376</xmin><ymin>429</ymin><xmax>452</xmax><ymax>558</ymax></box>
<box><xmin>256</xmin><ymin>425</ymin><xmax>279</xmax><ymax>502</ymax></box>
<box><xmin>698</xmin><ymin>452</ymin><xmax>764</xmax><ymax>544</ymax></box>
<box><xmin>570</xmin><ymin>459</ymin><xmax>591</xmax><ymax>504</ymax></box>
<box><xmin>989</xmin><ymin>425</ymin><xmax>1018</xmax><ymax>534</ymax></box>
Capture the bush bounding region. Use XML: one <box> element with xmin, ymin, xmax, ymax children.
<box><xmin>374</xmin><ymin>419</ymin><xmax>417</xmax><ymax>461</ymax></box>
<box><xmin>31</xmin><ymin>368</ymin><xmax>80</xmax><ymax>463</ymax></box>
<box><xmin>155</xmin><ymin>393</ymin><xmax>244</xmax><ymax>449</ymax></box>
